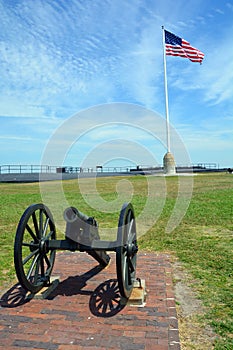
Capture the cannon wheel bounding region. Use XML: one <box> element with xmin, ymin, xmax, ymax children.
<box><xmin>116</xmin><ymin>203</ymin><xmax>138</xmax><ymax>299</ymax></box>
<box><xmin>14</xmin><ymin>203</ymin><xmax>56</xmax><ymax>293</ymax></box>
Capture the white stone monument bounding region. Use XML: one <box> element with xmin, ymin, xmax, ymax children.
<box><xmin>163</xmin><ymin>152</ymin><xmax>176</xmax><ymax>175</ymax></box>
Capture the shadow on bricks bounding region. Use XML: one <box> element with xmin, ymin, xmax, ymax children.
<box><xmin>0</xmin><ymin>283</ymin><xmax>29</xmax><ymax>308</ymax></box>
<box><xmin>0</xmin><ymin>264</ymin><xmax>125</xmax><ymax>318</ymax></box>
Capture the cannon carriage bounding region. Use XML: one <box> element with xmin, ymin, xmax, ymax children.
<box><xmin>14</xmin><ymin>202</ymin><xmax>138</xmax><ymax>300</ymax></box>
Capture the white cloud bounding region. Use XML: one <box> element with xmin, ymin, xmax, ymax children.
<box><xmin>0</xmin><ymin>135</ymin><xmax>34</xmax><ymax>141</ymax></box>
<box><xmin>201</xmin><ymin>39</ymin><xmax>233</xmax><ymax>105</ymax></box>
<box><xmin>226</xmin><ymin>2</ymin><xmax>233</xmax><ymax>11</ymax></box>
<box><xmin>215</xmin><ymin>8</ymin><xmax>224</xmax><ymax>15</ymax></box>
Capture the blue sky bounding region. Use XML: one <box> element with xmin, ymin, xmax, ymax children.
<box><xmin>0</xmin><ymin>0</ymin><xmax>232</xmax><ymax>168</ymax></box>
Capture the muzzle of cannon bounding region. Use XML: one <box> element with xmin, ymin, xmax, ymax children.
<box><xmin>14</xmin><ymin>202</ymin><xmax>138</xmax><ymax>300</ymax></box>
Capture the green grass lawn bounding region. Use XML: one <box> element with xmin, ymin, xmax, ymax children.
<box><xmin>0</xmin><ymin>173</ymin><xmax>232</xmax><ymax>349</ymax></box>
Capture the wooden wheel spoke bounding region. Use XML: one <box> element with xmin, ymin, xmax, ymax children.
<box><xmin>22</xmin><ymin>248</ymin><xmax>39</xmax><ymax>265</ymax></box>
<box><xmin>128</xmin><ymin>219</ymin><xmax>135</xmax><ymax>239</ymax></box>
<box><xmin>39</xmin><ymin>209</ymin><xmax>43</xmax><ymax>238</ymax></box>
<box><xmin>127</xmin><ymin>256</ymin><xmax>135</xmax><ymax>273</ymax></box>
<box><xmin>44</xmin><ymin>230</ymin><xmax>53</xmax><ymax>240</ymax></box>
<box><xmin>22</xmin><ymin>241</ymin><xmax>38</xmax><ymax>248</ymax></box>
<box><xmin>40</xmin><ymin>255</ymin><xmax>45</xmax><ymax>277</ymax></box>
<box><xmin>26</xmin><ymin>224</ymin><xmax>38</xmax><ymax>242</ymax></box>
<box><xmin>34</xmin><ymin>258</ymin><xmax>41</xmax><ymax>283</ymax></box>
<box><xmin>26</xmin><ymin>253</ymin><xmax>40</xmax><ymax>280</ymax></box>
<box><xmin>127</xmin><ymin>262</ymin><xmax>132</xmax><ymax>285</ymax></box>
<box><xmin>32</xmin><ymin>212</ymin><xmax>39</xmax><ymax>237</ymax></box>
<box><xmin>43</xmin><ymin>252</ymin><xmax>51</xmax><ymax>269</ymax></box>
<box><xmin>43</xmin><ymin>217</ymin><xmax>49</xmax><ymax>237</ymax></box>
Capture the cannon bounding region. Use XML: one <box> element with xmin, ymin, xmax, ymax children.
<box><xmin>14</xmin><ymin>202</ymin><xmax>138</xmax><ymax>300</ymax></box>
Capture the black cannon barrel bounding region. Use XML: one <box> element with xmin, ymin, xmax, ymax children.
<box><xmin>63</xmin><ymin>206</ymin><xmax>90</xmax><ymax>223</ymax></box>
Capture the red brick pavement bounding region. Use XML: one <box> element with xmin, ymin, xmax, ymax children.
<box><xmin>0</xmin><ymin>252</ymin><xmax>180</xmax><ymax>350</ymax></box>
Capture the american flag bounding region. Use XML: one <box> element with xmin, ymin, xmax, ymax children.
<box><xmin>165</xmin><ymin>30</ymin><xmax>204</xmax><ymax>64</ymax></box>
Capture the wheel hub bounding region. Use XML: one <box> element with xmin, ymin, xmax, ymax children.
<box><xmin>124</xmin><ymin>242</ymin><xmax>138</xmax><ymax>257</ymax></box>
<box><xmin>39</xmin><ymin>238</ymin><xmax>49</xmax><ymax>254</ymax></box>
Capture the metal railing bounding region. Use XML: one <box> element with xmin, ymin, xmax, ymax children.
<box><xmin>0</xmin><ymin>165</ymin><xmax>58</xmax><ymax>174</ymax></box>
<box><xmin>0</xmin><ymin>164</ymin><xmax>158</xmax><ymax>174</ymax></box>
<box><xmin>0</xmin><ymin>163</ymin><xmax>219</xmax><ymax>175</ymax></box>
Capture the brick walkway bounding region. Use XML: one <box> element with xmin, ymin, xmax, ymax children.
<box><xmin>0</xmin><ymin>252</ymin><xmax>180</xmax><ymax>350</ymax></box>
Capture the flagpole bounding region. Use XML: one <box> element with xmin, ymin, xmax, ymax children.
<box><xmin>162</xmin><ymin>26</ymin><xmax>176</xmax><ymax>175</ymax></box>
<box><xmin>162</xmin><ymin>25</ymin><xmax>170</xmax><ymax>153</ymax></box>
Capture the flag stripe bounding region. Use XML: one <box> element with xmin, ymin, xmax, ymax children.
<box><xmin>165</xmin><ymin>30</ymin><xmax>204</xmax><ymax>63</ymax></box>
